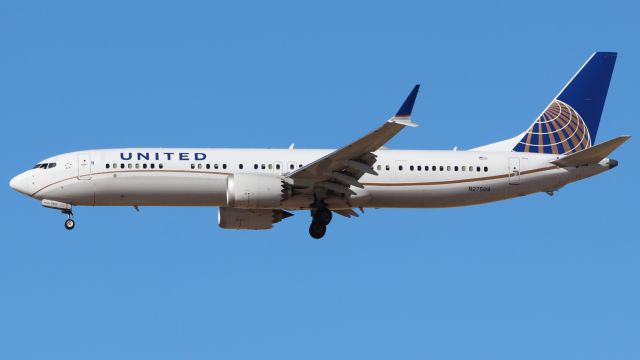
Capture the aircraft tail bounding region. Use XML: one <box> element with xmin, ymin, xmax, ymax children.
<box><xmin>473</xmin><ymin>52</ymin><xmax>617</xmax><ymax>154</ymax></box>
<box><xmin>550</xmin><ymin>135</ymin><xmax>630</xmax><ymax>167</ymax></box>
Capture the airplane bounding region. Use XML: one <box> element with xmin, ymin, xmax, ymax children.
<box><xmin>9</xmin><ymin>52</ymin><xmax>630</xmax><ymax>239</ymax></box>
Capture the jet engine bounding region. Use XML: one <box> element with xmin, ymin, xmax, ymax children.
<box><xmin>226</xmin><ymin>173</ymin><xmax>288</xmax><ymax>208</ymax></box>
<box><xmin>218</xmin><ymin>207</ymin><xmax>293</xmax><ymax>230</ymax></box>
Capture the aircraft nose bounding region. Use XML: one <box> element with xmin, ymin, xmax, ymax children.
<box><xmin>9</xmin><ymin>173</ymin><xmax>31</xmax><ymax>196</ymax></box>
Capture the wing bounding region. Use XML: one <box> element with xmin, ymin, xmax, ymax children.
<box><xmin>286</xmin><ymin>85</ymin><xmax>420</xmax><ymax>196</ymax></box>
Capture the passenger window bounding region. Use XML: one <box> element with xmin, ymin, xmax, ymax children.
<box><xmin>143</xmin><ymin>164</ymin><xmax>148</xmax><ymax>169</ymax></box>
<box><xmin>476</xmin><ymin>166</ymin><xmax>481</xmax><ymax>172</ymax></box>
<box><xmin>197</xmin><ymin>164</ymin><xmax>202</xmax><ymax>169</ymax></box>
<box><xmin>454</xmin><ymin>166</ymin><xmax>458</xmax><ymax>171</ymax></box>
<box><xmin>213</xmin><ymin>164</ymin><xmax>218</xmax><ymax>169</ymax></box>
<box><xmin>469</xmin><ymin>166</ymin><xmax>473</xmax><ymax>172</ymax></box>
<box><xmin>223</xmin><ymin>164</ymin><xmax>227</xmax><ymax>169</ymax></box>
<box><xmin>206</xmin><ymin>164</ymin><xmax>211</xmax><ymax>169</ymax></box>
<box><xmin>261</xmin><ymin>164</ymin><xmax>266</xmax><ymax>170</ymax></box>
<box><xmin>106</xmin><ymin>163</ymin><xmax>110</xmax><ymax>169</ymax></box>
<box><xmin>268</xmin><ymin>164</ymin><xmax>273</xmax><ymax>170</ymax></box>
<box><xmin>376</xmin><ymin>165</ymin><xmax>381</xmax><ymax>171</ymax></box>
<box><xmin>128</xmin><ymin>163</ymin><xmax>132</xmax><ymax>169</ymax></box>
<box><xmin>254</xmin><ymin>164</ymin><xmax>258</xmax><ymax>170</ymax></box>
<box><xmin>190</xmin><ymin>164</ymin><xmax>195</xmax><ymax>169</ymax></box>
<box><xmin>136</xmin><ymin>163</ymin><xmax>140</xmax><ymax>169</ymax></box>
<box><xmin>446</xmin><ymin>166</ymin><xmax>451</xmax><ymax>171</ymax></box>
<box><xmin>113</xmin><ymin>163</ymin><xmax>117</xmax><ymax>168</ymax></box>
<box><xmin>151</xmin><ymin>164</ymin><xmax>155</xmax><ymax>169</ymax></box>
<box><xmin>417</xmin><ymin>166</ymin><xmax>422</xmax><ymax>171</ymax></box>
<box><xmin>275</xmin><ymin>164</ymin><xmax>280</xmax><ymax>170</ymax></box>
<box><xmin>239</xmin><ymin>164</ymin><xmax>244</xmax><ymax>169</ymax></box>
<box><xmin>410</xmin><ymin>165</ymin><xmax>414</xmax><ymax>171</ymax></box>
<box><xmin>439</xmin><ymin>166</ymin><xmax>444</xmax><ymax>171</ymax></box>
<box><xmin>299</xmin><ymin>164</ymin><xmax>303</xmax><ymax>168</ymax></box>
<box><xmin>432</xmin><ymin>166</ymin><xmax>436</xmax><ymax>171</ymax></box>
<box><xmin>120</xmin><ymin>164</ymin><xmax>125</xmax><ymax>169</ymax></box>
<box><xmin>290</xmin><ymin>164</ymin><xmax>294</xmax><ymax>170</ymax></box>
<box><xmin>484</xmin><ymin>166</ymin><xmax>488</xmax><ymax>172</ymax></box>
<box><xmin>385</xmin><ymin>165</ymin><xmax>390</xmax><ymax>171</ymax></box>
<box><xmin>462</xmin><ymin>166</ymin><xmax>466</xmax><ymax>171</ymax></box>
<box><xmin>159</xmin><ymin>164</ymin><xmax>163</xmax><ymax>169</ymax></box>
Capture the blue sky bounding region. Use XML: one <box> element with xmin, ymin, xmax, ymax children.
<box><xmin>1</xmin><ymin>0</ymin><xmax>638</xmax><ymax>359</ymax></box>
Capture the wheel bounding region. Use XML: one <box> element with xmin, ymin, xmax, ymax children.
<box><xmin>314</xmin><ymin>208</ymin><xmax>332</xmax><ymax>225</ymax></box>
<box><xmin>309</xmin><ymin>221</ymin><xmax>326</xmax><ymax>239</ymax></box>
<box><xmin>64</xmin><ymin>218</ymin><xmax>75</xmax><ymax>230</ymax></box>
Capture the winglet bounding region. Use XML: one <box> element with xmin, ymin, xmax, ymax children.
<box><xmin>395</xmin><ymin>84</ymin><xmax>420</xmax><ymax>117</ymax></box>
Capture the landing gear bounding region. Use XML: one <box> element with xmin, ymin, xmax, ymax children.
<box><xmin>64</xmin><ymin>218</ymin><xmax>75</xmax><ymax>230</ymax></box>
<box><xmin>309</xmin><ymin>206</ymin><xmax>332</xmax><ymax>239</ymax></box>
<box><xmin>63</xmin><ymin>209</ymin><xmax>75</xmax><ymax>230</ymax></box>
<box><xmin>313</xmin><ymin>207</ymin><xmax>332</xmax><ymax>225</ymax></box>
<box><xmin>309</xmin><ymin>220</ymin><xmax>327</xmax><ymax>239</ymax></box>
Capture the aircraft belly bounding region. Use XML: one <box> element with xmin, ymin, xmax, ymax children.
<box><xmin>94</xmin><ymin>172</ymin><xmax>227</xmax><ymax>206</ymax></box>
<box><xmin>364</xmin><ymin>167</ymin><xmax>593</xmax><ymax>208</ymax></box>
<box><xmin>365</xmin><ymin>180</ymin><xmax>511</xmax><ymax>208</ymax></box>
<box><xmin>35</xmin><ymin>178</ymin><xmax>96</xmax><ymax>206</ymax></box>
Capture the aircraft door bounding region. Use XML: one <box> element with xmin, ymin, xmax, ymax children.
<box><xmin>78</xmin><ymin>153</ymin><xmax>92</xmax><ymax>180</ymax></box>
<box><xmin>508</xmin><ymin>157</ymin><xmax>520</xmax><ymax>185</ymax></box>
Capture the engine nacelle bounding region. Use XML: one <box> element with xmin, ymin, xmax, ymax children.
<box><xmin>226</xmin><ymin>173</ymin><xmax>286</xmax><ymax>209</ymax></box>
<box><xmin>218</xmin><ymin>207</ymin><xmax>293</xmax><ymax>230</ymax></box>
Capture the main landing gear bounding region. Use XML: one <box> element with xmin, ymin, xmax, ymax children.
<box><xmin>309</xmin><ymin>207</ymin><xmax>332</xmax><ymax>239</ymax></box>
<box><xmin>63</xmin><ymin>209</ymin><xmax>75</xmax><ymax>230</ymax></box>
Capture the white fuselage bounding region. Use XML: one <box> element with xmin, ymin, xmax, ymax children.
<box><xmin>10</xmin><ymin>148</ymin><xmax>612</xmax><ymax>210</ymax></box>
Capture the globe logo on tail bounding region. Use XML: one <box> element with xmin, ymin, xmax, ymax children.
<box><xmin>514</xmin><ymin>100</ymin><xmax>592</xmax><ymax>154</ymax></box>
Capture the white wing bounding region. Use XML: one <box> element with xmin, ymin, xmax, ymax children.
<box><xmin>287</xmin><ymin>85</ymin><xmax>420</xmax><ymax>196</ymax></box>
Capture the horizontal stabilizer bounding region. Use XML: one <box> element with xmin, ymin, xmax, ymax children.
<box><xmin>550</xmin><ymin>135</ymin><xmax>630</xmax><ymax>167</ymax></box>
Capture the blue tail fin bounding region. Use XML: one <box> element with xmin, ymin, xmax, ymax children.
<box><xmin>513</xmin><ymin>52</ymin><xmax>617</xmax><ymax>154</ymax></box>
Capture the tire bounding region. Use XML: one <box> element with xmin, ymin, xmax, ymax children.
<box><xmin>64</xmin><ymin>219</ymin><xmax>75</xmax><ymax>230</ymax></box>
<box><xmin>309</xmin><ymin>221</ymin><xmax>326</xmax><ymax>239</ymax></box>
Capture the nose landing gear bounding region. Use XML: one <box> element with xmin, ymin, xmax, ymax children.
<box><xmin>63</xmin><ymin>209</ymin><xmax>75</xmax><ymax>230</ymax></box>
<box><xmin>41</xmin><ymin>199</ymin><xmax>76</xmax><ymax>231</ymax></box>
<box><xmin>64</xmin><ymin>218</ymin><xmax>75</xmax><ymax>230</ymax></box>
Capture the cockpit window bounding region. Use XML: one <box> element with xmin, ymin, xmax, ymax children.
<box><xmin>32</xmin><ymin>162</ymin><xmax>57</xmax><ymax>169</ymax></box>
